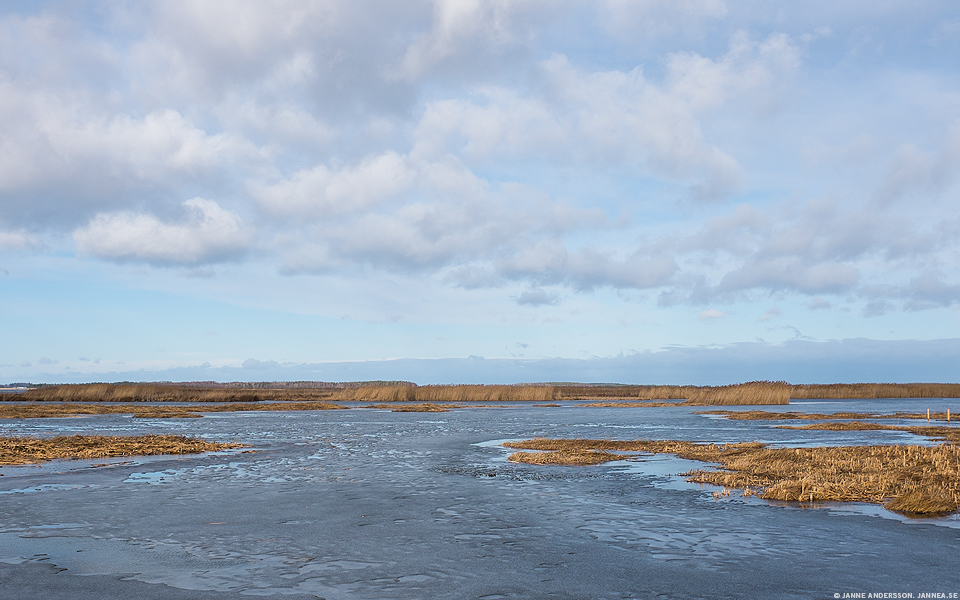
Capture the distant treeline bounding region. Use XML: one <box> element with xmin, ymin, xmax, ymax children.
<box><xmin>9</xmin><ymin>381</ymin><xmax>960</xmax><ymax>406</ymax></box>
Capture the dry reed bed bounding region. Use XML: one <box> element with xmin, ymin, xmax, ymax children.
<box><xmin>0</xmin><ymin>435</ymin><xmax>243</xmax><ymax>465</ymax></box>
<box><xmin>557</xmin><ymin>382</ymin><xmax>960</xmax><ymax>400</ymax></box>
<box><xmin>556</xmin><ymin>382</ymin><xmax>790</xmax><ymax>404</ymax></box>
<box><xmin>330</xmin><ymin>384</ymin><xmax>555</xmax><ymax>403</ymax></box>
<box><xmin>555</xmin><ymin>385</ymin><xmax>695</xmax><ymax>400</ymax></box>
<box><xmin>791</xmin><ymin>383</ymin><xmax>960</xmax><ymax>399</ymax></box>
<box><xmin>0</xmin><ymin>401</ymin><xmax>348</xmax><ymax>419</ymax></box>
<box><xmin>13</xmin><ymin>382</ymin><xmax>960</xmax><ymax>406</ymax></box>
<box><xmin>15</xmin><ymin>384</ymin><xmax>338</xmax><ymax>403</ymax></box>
<box><xmin>332</xmin><ymin>381</ymin><xmax>790</xmax><ymax>405</ymax></box>
<box><xmin>576</xmin><ymin>382</ymin><xmax>791</xmax><ymax>407</ymax></box>
<box><xmin>504</xmin><ymin>438</ymin><xmax>960</xmax><ymax>515</ymax></box>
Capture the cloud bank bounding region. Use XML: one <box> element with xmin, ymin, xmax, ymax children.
<box><xmin>1</xmin><ymin>2</ymin><xmax>958</xmax><ymax>379</ymax></box>
<box><xmin>15</xmin><ymin>338</ymin><xmax>960</xmax><ymax>387</ymax></box>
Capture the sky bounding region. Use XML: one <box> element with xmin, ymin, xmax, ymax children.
<box><xmin>2</xmin><ymin>1</ymin><xmax>960</xmax><ymax>385</ymax></box>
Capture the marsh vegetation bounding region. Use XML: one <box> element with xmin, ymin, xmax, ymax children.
<box><xmin>505</xmin><ymin>436</ymin><xmax>960</xmax><ymax>515</ymax></box>
<box><xmin>10</xmin><ymin>381</ymin><xmax>960</xmax><ymax>408</ymax></box>
<box><xmin>0</xmin><ymin>401</ymin><xmax>347</xmax><ymax>419</ymax></box>
<box><xmin>0</xmin><ymin>434</ymin><xmax>243</xmax><ymax>465</ymax></box>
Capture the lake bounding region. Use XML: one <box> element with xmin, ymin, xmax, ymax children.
<box><xmin>2</xmin><ymin>399</ymin><xmax>959</xmax><ymax>599</ymax></box>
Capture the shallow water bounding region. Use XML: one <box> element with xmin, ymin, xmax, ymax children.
<box><xmin>1</xmin><ymin>399</ymin><xmax>960</xmax><ymax>599</ymax></box>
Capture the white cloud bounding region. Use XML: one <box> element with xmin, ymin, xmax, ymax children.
<box><xmin>74</xmin><ymin>198</ymin><xmax>249</xmax><ymax>265</ymax></box>
<box><xmin>602</xmin><ymin>0</ymin><xmax>728</xmax><ymax>40</ymax></box>
<box><xmin>394</xmin><ymin>0</ymin><xmax>547</xmax><ymax>81</ymax></box>
<box><xmin>698</xmin><ymin>308</ymin><xmax>726</xmax><ymax>320</ymax></box>
<box><xmin>0</xmin><ymin>77</ymin><xmax>259</xmax><ymax>225</ymax></box>
<box><xmin>497</xmin><ymin>244</ymin><xmax>677</xmax><ymax>291</ymax></box>
<box><xmin>873</xmin><ymin>126</ymin><xmax>960</xmax><ymax>206</ymax></box>
<box><xmin>410</xmin><ymin>34</ymin><xmax>799</xmax><ymax>201</ymax></box>
<box><xmin>253</xmin><ymin>152</ymin><xmax>416</xmax><ymax>218</ymax></box>
<box><xmin>0</xmin><ymin>1</ymin><xmax>958</xmax><ymax>332</ymax></box>
<box><xmin>515</xmin><ymin>287</ymin><xmax>560</xmax><ymax>306</ymax></box>
<box><xmin>0</xmin><ymin>229</ymin><xmax>42</xmax><ymax>251</ymax></box>
<box><xmin>718</xmin><ymin>259</ymin><xmax>860</xmax><ymax>294</ymax></box>
<box><xmin>758</xmin><ymin>306</ymin><xmax>782</xmax><ymax>321</ymax></box>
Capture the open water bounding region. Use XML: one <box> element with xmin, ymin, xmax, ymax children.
<box><xmin>1</xmin><ymin>399</ymin><xmax>959</xmax><ymax>599</ymax></box>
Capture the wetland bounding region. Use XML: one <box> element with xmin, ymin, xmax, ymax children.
<box><xmin>1</xmin><ymin>396</ymin><xmax>959</xmax><ymax>598</ymax></box>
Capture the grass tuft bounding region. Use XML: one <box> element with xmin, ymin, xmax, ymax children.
<box><xmin>364</xmin><ymin>403</ymin><xmax>454</xmax><ymax>412</ymax></box>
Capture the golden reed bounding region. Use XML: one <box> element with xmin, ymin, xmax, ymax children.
<box><xmin>504</xmin><ymin>437</ymin><xmax>960</xmax><ymax>515</ymax></box>
<box><xmin>0</xmin><ymin>434</ymin><xmax>243</xmax><ymax>465</ymax></box>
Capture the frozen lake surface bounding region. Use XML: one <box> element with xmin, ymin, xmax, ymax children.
<box><xmin>2</xmin><ymin>399</ymin><xmax>960</xmax><ymax>599</ymax></box>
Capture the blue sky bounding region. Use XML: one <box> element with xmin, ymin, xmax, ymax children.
<box><xmin>2</xmin><ymin>1</ymin><xmax>960</xmax><ymax>384</ymax></box>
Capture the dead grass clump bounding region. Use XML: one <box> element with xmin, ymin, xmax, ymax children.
<box><xmin>0</xmin><ymin>434</ymin><xmax>244</xmax><ymax>465</ymax></box>
<box><xmin>508</xmin><ymin>449</ymin><xmax>628</xmax><ymax>465</ymax></box>
<box><xmin>133</xmin><ymin>411</ymin><xmax>202</xmax><ymax>419</ymax></box>
<box><xmin>364</xmin><ymin>403</ymin><xmax>453</xmax><ymax>412</ymax></box>
<box><xmin>883</xmin><ymin>490</ymin><xmax>957</xmax><ymax>515</ymax></box>
<box><xmin>504</xmin><ymin>438</ymin><xmax>960</xmax><ymax>515</ymax></box>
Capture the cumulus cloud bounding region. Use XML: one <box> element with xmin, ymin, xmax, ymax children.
<box><xmin>0</xmin><ymin>229</ymin><xmax>42</xmax><ymax>251</ymax></box>
<box><xmin>74</xmin><ymin>198</ymin><xmax>249</xmax><ymax>265</ymax></box>
<box><xmin>409</xmin><ymin>39</ymin><xmax>801</xmax><ymax>200</ymax></box>
<box><xmin>0</xmin><ymin>1</ymin><xmax>957</xmax><ymax>325</ymax></box>
<box><xmin>515</xmin><ymin>287</ymin><xmax>560</xmax><ymax>306</ymax></box>
<box><xmin>252</xmin><ymin>152</ymin><xmax>416</xmax><ymax>218</ymax></box>
<box><xmin>602</xmin><ymin>0</ymin><xmax>728</xmax><ymax>41</ymax></box>
<box><xmin>698</xmin><ymin>308</ymin><xmax>726</xmax><ymax>320</ymax></box>
<box><xmin>718</xmin><ymin>259</ymin><xmax>860</xmax><ymax>294</ymax></box>
<box><xmin>394</xmin><ymin>0</ymin><xmax>544</xmax><ymax>81</ymax></box>
<box><xmin>497</xmin><ymin>244</ymin><xmax>677</xmax><ymax>291</ymax></box>
<box><xmin>758</xmin><ymin>306</ymin><xmax>781</xmax><ymax>321</ymax></box>
<box><xmin>858</xmin><ymin>273</ymin><xmax>960</xmax><ymax>312</ymax></box>
<box><xmin>874</xmin><ymin>126</ymin><xmax>960</xmax><ymax>206</ymax></box>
